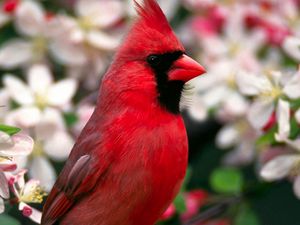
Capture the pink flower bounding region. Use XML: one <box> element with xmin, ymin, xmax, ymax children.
<box><xmin>181</xmin><ymin>190</ymin><xmax>208</xmax><ymax>222</ymax></box>
<box><xmin>160</xmin><ymin>204</ymin><xmax>176</xmax><ymax>220</ymax></box>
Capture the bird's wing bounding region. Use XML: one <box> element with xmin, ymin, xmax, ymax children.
<box><xmin>41</xmin><ymin>152</ymin><xmax>111</xmax><ymax>225</ymax></box>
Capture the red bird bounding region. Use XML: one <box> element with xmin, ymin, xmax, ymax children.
<box><xmin>41</xmin><ymin>1</ymin><xmax>205</xmax><ymax>225</ymax></box>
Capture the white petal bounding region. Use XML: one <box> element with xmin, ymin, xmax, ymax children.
<box><xmin>0</xmin><ymin>172</ymin><xmax>9</xmax><ymax>199</ymax></box>
<box><xmin>3</xmin><ymin>75</ymin><xmax>34</xmax><ymax>105</ymax></box>
<box><xmin>35</xmin><ymin>108</ymin><xmax>65</xmax><ymax>140</ymax></box>
<box><xmin>285</xmin><ymin>138</ymin><xmax>300</xmax><ymax>152</ymax></box>
<box><xmin>29</xmin><ymin>156</ymin><xmax>56</xmax><ymax>192</ymax></box>
<box><xmin>15</xmin><ymin>0</ymin><xmax>44</xmax><ymax>36</ymax></box>
<box><xmin>0</xmin><ymin>134</ymin><xmax>33</xmax><ymax>156</ymax></box>
<box><xmin>0</xmin><ymin>131</ymin><xmax>13</xmax><ymax>146</ymax></box>
<box><xmin>202</xmin><ymin>85</ymin><xmax>229</xmax><ymax>108</ymax></box>
<box><xmin>86</xmin><ymin>31</ymin><xmax>119</xmax><ymax>50</ymax></box>
<box><xmin>296</xmin><ymin>109</ymin><xmax>300</xmax><ymax>124</ymax></box>
<box><xmin>248</xmin><ymin>98</ymin><xmax>274</xmax><ymax>130</ymax></box>
<box><xmin>236</xmin><ymin>71</ymin><xmax>272</xmax><ymax>96</ymax></box>
<box><xmin>0</xmin><ymin>39</ymin><xmax>32</xmax><ymax>69</ymax></box>
<box><xmin>188</xmin><ymin>100</ymin><xmax>207</xmax><ymax>122</ymax></box>
<box><xmin>275</xmin><ymin>99</ymin><xmax>290</xmax><ymax>142</ymax></box>
<box><xmin>5</xmin><ymin>107</ymin><xmax>41</xmax><ymax>128</ymax></box>
<box><xmin>22</xmin><ymin>179</ymin><xmax>40</xmax><ymax>197</ymax></box>
<box><xmin>293</xmin><ymin>175</ymin><xmax>300</xmax><ymax>199</ymax></box>
<box><xmin>19</xmin><ymin>202</ymin><xmax>42</xmax><ymax>224</ymax></box>
<box><xmin>76</xmin><ymin>0</ymin><xmax>124</xmax><ymax>28</ymax></box>
<box><xmin>283</xmin><ymin>36</ymin><xmax>300</xmax><ymax>61</ymax></box>
<box><xmin>47</xmin><ymin>79</ymin><xmax>77</xmax><ymax>107</ymax></box>
<box><xmin>49</xmin><ymin>40</ymin><xmax>88</xmax><ymax>66</ymax></box>
<box><xmin>216</xmin><ymin>125</ymin><xmax>239</xmax><ymax>148</ymax></box>
<box><xmin>260</xmin><ymin>155</ymin><xmax>300</xmax><ymax>181</ymax></box>
<box><xmin>28</xmin><ymin>64</ymin><xmax>53</xmax><ymax>96</ymax></box>
<box><xmin>283</xmin><ymin>72</ymin><xmax>300</xmax><ymax>99</ymax></box>
<box><xmin>44</xmin><ymin>130</ymin><xmax>74</xmax><ymax>161</ymax></box>
<box><xmin>221</xmin><ymin>92</ymin><xmax>248</xmax><ymax>118</ymax></box>
<box><xmin>0</xmin><ymin>197</ymin><xmax>4</xmax><ymax>214</ymax></box>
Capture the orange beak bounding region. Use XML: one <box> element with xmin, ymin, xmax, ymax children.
<box><xmin>169</xmin><ymin>54</ymin><xmax>206</xmax><ymax>82</ymax></box>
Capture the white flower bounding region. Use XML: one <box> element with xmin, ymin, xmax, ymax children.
<box><xmin>9</xmin><ymin>170</ymin><xmax>45</xmax><ymax>223</ymax></box>
<box><xmin>260</xmin><ymin>155</ymin><xmax>300</xmax><ymax>181</ymax></box>
<box><xmin>0</xmin><ymin>0</ymin><xmax>55</xmax><ymax>68</ymax></box>
<box><xmin>0</xmin><ymin>130</ymin><xmax>33</xmax><ymax>213</ymax></box>
<box><xmin>3</xmin><ymin>65</ymin><xmax>75</xmax><ymax>190</ymax></box>
<box><xmin>55</xmin><ymin>0</ymin><xmax>124</xmax><ymax>51</ymax></box>
<box><xmin>273</xmin><ymin>99</ymin><xmax>300</xmax><ymax>151</ymax></box>
<box><xmin>0</xmin><ymin>131</ymin><xmax>33</xmax><ymax>172</ymax></box>
<box><xmin>3</xmin><ymin>64</ymin><xmax>77</xmax><ymax>121</ymax></box>
<box><xmin>283</xmin><ymin>36</ymin><xmax>300</xmax><ymax>62</ymax></box>
<box><xmin>189</xmin><ymin>60</ymin><xmax>249</xmax><ymax>121</ymax></box>
<box><xmin>275</xmin><ymin>99</ymin><xmax>290</xmax><ymax>142</ymax></box>
<box><xmin>216</xmin><ymin>120</ymin><xmax>257</xmax><ymax>166</ymax></box>
<box><xmin>236</xmin><ymin>70</ymin><xmax>300</xmax><ymax>130</ymax></box>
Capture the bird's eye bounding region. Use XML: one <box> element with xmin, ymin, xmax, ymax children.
<box><xmin>147</xmin><ymin>55</ymin><xmax>161</xmax><ymax>66</ymax></box>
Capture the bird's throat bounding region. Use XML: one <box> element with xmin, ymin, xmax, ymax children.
<box><xmin>156</xmin><ymin>79</ymin><xmax>184</xmax><ymax>114</ymax></box>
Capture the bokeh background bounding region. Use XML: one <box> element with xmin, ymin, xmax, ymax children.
<box><xmin>1</xmin><ymin>0</ymin><xmax>300</xmax><ymax>224</ymax></box>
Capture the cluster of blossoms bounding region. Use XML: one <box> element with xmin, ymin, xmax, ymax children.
<box><xmin>1</xmin><ymin>0</ymin><xmax>300</xmax><ymax>224</ymax></box>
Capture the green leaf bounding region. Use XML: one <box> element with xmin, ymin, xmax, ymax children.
<box><xmin>290</xmin><ymin>117</ymin><xmax>300</xmax><ymax>139</ymax></box>
<box><xmin>234</xmin><ymin>205</ymin><xmax>260</xmax><ymax>225</ymax></box>
<box><xmin>174</xmin><ymin>192</ymin><xmax>186</xmax><ymax>213</ymax></box>
<box><xmin>0</xmin><ymin>214</ymin><xmax>21</xmax><ymax>225</ymax></box>
<box><xmin>256</xmin><ymin>125</ymin><xmax>277</xmax><ymax>147</ymax></box>
<box><xmin>63</xmin><ymin>112</ymin><xmax>79</xmax><ymax>127</ymax></box>
<box><xmin>0</xmin><ymin>124</ymin><xmax>21</xmax><ymax>136</ymax></box>
<box><xmin>210</xmin><ymin>167</ymin><xmax>244</xmax><ymax>194</ymax></box>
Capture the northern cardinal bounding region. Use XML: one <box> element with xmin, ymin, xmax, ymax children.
<box><xmin>41</xmin><ymin>0</ymin><xmax>205</xmax><ymax>225</ymax></box>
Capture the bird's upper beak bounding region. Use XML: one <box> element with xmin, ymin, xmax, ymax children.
<box><xmin>169</xmin><ymin>54</ymin><xmax>206</xmax><ymax>82</ymax></box>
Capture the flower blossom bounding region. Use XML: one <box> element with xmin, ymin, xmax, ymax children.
<box><xmin>0</xmin><ymin>0</ymin><xmax>57</xmax><ymax>68</ymax></box>
<box><xmin>236</xmin><ymin>69</ymin><xmax>300</xmax><ymax>130</ymax></box>
<box><xmin>260</xmin><ymin>99</ymin><xmax>300</xmax><ymax>198</ymax></box>
<box><xmin>9</xmin><ymin>170</ymin><xmax>46</xmax><ymax>223</ymax></box>
<box><xmin>0</xmin><ymin>130</ymin><xmax>33</xmax><ymax>213</ymax></box>
<box><xmin>3</xmin><ymin>64</ymin><xmax>76</xmax><ymax>190</ymax></box>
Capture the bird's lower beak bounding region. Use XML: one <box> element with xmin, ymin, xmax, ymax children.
<box><xmin>169</xmin><ymin>54</ymin><xmax>206</xmax><ymax>82</ymax></box>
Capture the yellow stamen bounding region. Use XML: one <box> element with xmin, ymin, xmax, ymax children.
<box><xmin>20</xmin><ymin>186</ymin><xmax>47</xmax><ymax>204</ymax></box>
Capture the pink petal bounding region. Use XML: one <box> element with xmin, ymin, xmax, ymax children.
<box><xmin>0</xmin><ymin>134</ymin><xmax>34</xmax><ymax>156</ymax></box>
<box><xmin>19</xmin><ymin>202</ymin><xmax>42</xmax><ymax>224</ymax></box>
<box><xmin>0</xmin><ymin>172</ymin><xmax>9</xmax><ymax>199</ymax></box>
